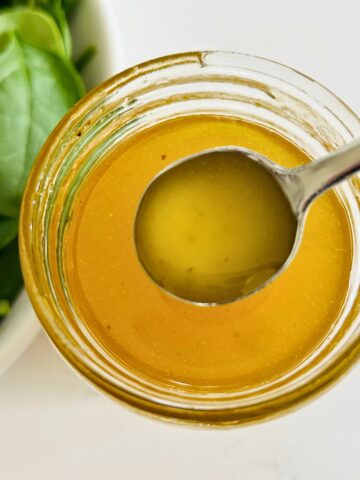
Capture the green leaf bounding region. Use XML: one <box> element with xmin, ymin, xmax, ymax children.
<box><xmin>5</xmin><ymin>1</ymin><xmax>81</xmax><ymax>19</ymax></box>
<box><xmin>61</xmin><ymin>0</ymin><xmax>80</xmax><ymax>18</ymax></box>
<box><xmin>0</xmin><ymin>217</ymin><xmax>18</xmax><ymax>250</ymax></box>
<box><xmin>0</xmin><ymin>7</ymin><xmax>66</xmax><ymax>56</ymax></box>
<box><xmin>0</xmin><ymin>238</ymin><xmax>23</xmax><ymax>310</ymax></box>
<box><xmin>0</xmin><ymin>32</ymin><xmax>84</xmax><ymax>217</ymax></box>
<box><xmin>75</xmin><ymin>44</ymin><xmax>96</xmax><ymax>72</ymax></box>
<box><xmin>0</xmin><ymin>299</ymin><xmax>10</xmax><ymax>316</ymax></box>
<box><xmin>34</xmin><ymin>0</ymin><xmax>72</xmax><ymax>56</ymax></box>
<box><xmin>4</xmin><ymin>0</ymin><xmax>80</xmax><ymax>56</ymax></box>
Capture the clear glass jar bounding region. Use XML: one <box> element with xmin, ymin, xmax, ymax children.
<box><xmin>19</xmin><ymin>51</ymin><xmax>360</xmax><ymax>426</ymax></box>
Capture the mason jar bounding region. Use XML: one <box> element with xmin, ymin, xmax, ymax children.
<box><xmin>19</xmin><ymin>51</ymin><xmax>360</xmax><ymax>426</ymax></box>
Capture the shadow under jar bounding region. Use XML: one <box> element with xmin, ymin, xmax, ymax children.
<box><xmin>20</xmin><ymin>51</ymin><xmax>360</xmax><ymax>426</ymax></box>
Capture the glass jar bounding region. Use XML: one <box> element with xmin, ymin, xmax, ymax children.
<box><xmin>19</xmin><ymin>51</ymin><xmax>360</xmax><ymax>426</ymax></box>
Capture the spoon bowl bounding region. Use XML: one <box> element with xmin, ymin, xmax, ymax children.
<box><xmin>135</xmin><ymin>139</ymin><xmax>360</xmax><ymax>305</ymax></box>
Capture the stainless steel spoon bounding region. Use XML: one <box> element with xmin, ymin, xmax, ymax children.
<box><xmin>135</xmin><ymin>139</ymin><xmax>360</xmax><ymax>306</ymax></box>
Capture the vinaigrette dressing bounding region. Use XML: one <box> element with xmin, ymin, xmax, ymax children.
<box><xmin>63</xmin><ymin>116</ymin><xmax>352</xmax><ymax>390</ymax></box>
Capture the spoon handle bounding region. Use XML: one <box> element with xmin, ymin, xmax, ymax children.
<box><xmin>292</xmin><ymin>138</ymin><xmax>360</xmax><ymax>213</ymax></box>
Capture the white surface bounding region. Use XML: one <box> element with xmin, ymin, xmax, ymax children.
<box><xmin>0</xmin><ymin>291</ymin><xmax>39</xmax><ymax>377</ymax></box>
<box><xmin>1</xmin><ymin>333</ymin><xmax>360</xmax><ymax>479</ymax></box>
<box><xmin>116</xmin><ymin>0</ymin><xmax>360</xmax><ymax>115</ymax></box>
<box><xmin>2</xmin><ymin>0</ymin><xmax>360</xmax><ymax>479</ymax></box>
<box><xmin>71</xmin><ymin>0</ymin><xmax>125</xmax><ymax>89</ymax></box>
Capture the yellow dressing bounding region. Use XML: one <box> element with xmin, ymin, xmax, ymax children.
<box><xmin>135</xmin><ymin>150</ymin><xmax>297</xmax><ymax>303</ymax></box>
<box><xmin>64</xmin><ymin>115</ymin><xmax>352</xmax><ymax>390</ymax></box>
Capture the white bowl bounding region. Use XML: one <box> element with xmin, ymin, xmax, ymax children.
<box><xmin>0</xmin><ymin>0</ymin><xmax>125</xmax><ymax>377</ymax></box>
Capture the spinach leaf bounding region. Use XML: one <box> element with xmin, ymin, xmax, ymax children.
<box><xmin>4</xmin><ymin>0</ymin><xmax>81</xmax><ymax>56</ymax></box>
<box><xmin>0</xmin><ymin>0</ymin><xmax>84</xmax><ymax>321</ymax></box>
<box><xmin>75</xmin><ymin>44</ymin><xmax>96</xmax><ymax>72</ymax></box>
<box><xmin>0</xmin><ymin>300</ymin><xmax>10</xmax><ymax>316</ymax></box>
<box><xmin>0</xmin><ymin>8</ymin><xmax>66</xmax><ymax>56</ymax></box>
<box><xmin>0</xmin><ymin>217</ymin><xmax>18</xmax><ymax>250</ymax></box>
<box><xmin>6</xmin><ymin>0</ymin><xmax>80</xmax><ymax>19</ymax></box>
<box><xmin>61</xmin><ymin>0</ymin><xmax>79</xmax><ymax>18</ymax></box>
<box><xmin>31</xmin><ymin>0</ymin><xmax>72</xmax><ymax>56</ymax></box>
<box><xmin>0</xmin><ymin>238</ymin><xmax>23</xmax><ymax>318</ymax></box>
<box><xmin>0</xmin><ymin>32</ymin><xmax>84</xmax><ymax>217</ymax></box>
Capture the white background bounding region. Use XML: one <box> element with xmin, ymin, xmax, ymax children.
<box><xmin>2</xmin><ymin>0</ymin><xmax>360</xmax><ymax>478</ymax></box>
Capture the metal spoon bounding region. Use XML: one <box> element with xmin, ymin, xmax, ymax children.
<box><xmin>135</xmin><ymin>139</ymin><xmax>360</xmax><ymax>306</ymax></box>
